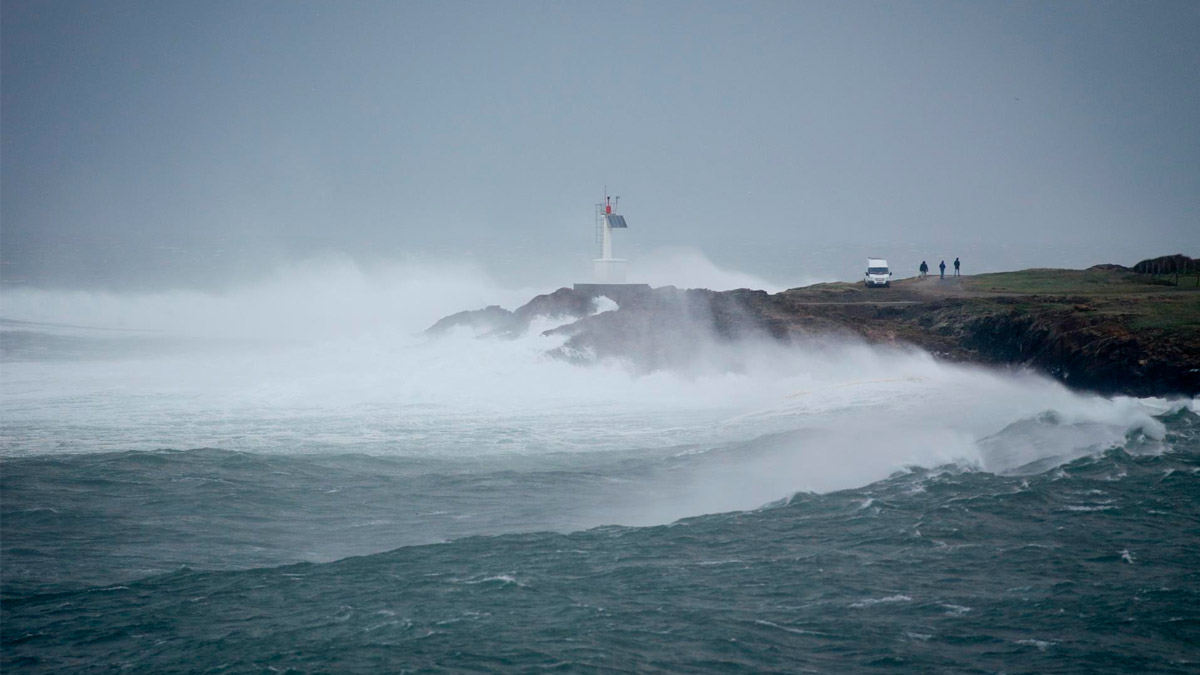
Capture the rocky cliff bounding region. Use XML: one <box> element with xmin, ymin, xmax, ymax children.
<box><xmin>429</xmin><ymin>267</ymin><xmax>1200</xmax><ymax>398</ymax></box>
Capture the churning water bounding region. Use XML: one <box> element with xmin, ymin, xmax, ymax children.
<box><xmin>2</xmin><ymin>259</ymin><xmax>1197</xmax><ymax>673</ymax></box>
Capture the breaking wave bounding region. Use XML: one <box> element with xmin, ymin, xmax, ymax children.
<box><xmin>0</xmin><ymin>256</ymin><xmax>1189</xmax><ymax>520</ymax></box>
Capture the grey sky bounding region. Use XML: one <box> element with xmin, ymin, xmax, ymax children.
<box><xmin>3</xmin><ymin>0</ymin><xmax>1198</xmax><ymax>290</ymax></box>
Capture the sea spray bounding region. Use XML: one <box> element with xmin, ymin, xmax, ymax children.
<box><xmin>1</xmin><ymin>260</ymin><xmax>1169</xmax><ymax>506</ymax></box>
<box><xmin>4</xmin><ymin>424</ymin><xmax>1198</xmax><ymax>673</ymax></box>
<box><xmin>3</xmin><ymin>258</ymin><xmax>1197</xmax><ymax>673</ymax></box>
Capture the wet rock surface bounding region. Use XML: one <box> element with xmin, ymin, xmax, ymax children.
<box><xmin>430</xmin><ymin>268</ymin><xmax>1200</xmax><ymax>398</ymax></box>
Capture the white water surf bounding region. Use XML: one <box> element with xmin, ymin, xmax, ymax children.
<box><xmin>1</xmin><ymin>255</ymin><xmax>1182</xmax><ymax>525</ymax></box>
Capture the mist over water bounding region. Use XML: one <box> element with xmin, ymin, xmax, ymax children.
<box><xmin>5</xmin><ymin>0</ymin><xmax>1198</xmax><ymax>665</ymax></box>
<box><xmin>0</xmin><ymin>255</ymin><xmax>544</xmax><ymax>339</ymax></box>
<box><xmin>3</xmin><ymin>255</ymin><xmax>1197</xmax><ymax>673</ymax></box>
<box><xmin>1</xmin><ymin>256</ymin><xmax>1174</xmax><ymax>503</ymax></box>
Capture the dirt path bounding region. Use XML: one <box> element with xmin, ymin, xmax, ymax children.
<box><xmin>779</xmin><ymin>300</ymin><xmax>924</xmax><ymax>305</ymax></box>
<box><xmin>780</xmin><ymin>275</ymin><xmax>982</xmax><ymax>304</ymax></box>
<box><xmin>900</xmin><ymin>275</ymin><xmax>987</xmax><ymax>297</ymax></box>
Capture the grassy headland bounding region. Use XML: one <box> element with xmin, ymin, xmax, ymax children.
<box><xmin>432</xmin><ymin>262</ymin><xmax>1200</xmax><ymax>398</ymax></box>
<box><xmin>764</xmin><ymin>266</ymin><xmax>1199</xmax><ymax>396</ymax></box>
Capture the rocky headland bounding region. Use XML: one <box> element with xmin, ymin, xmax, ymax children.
<box><xmin>429</xmin><ymin>257</ymin><xmax>1200</xmax><ymax>398</ymax></box>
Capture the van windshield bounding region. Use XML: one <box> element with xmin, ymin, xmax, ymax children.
<box><xmin>868</xmin><ymin>267</ymin><xmax>889</xmax><ymax>275</ymax></box>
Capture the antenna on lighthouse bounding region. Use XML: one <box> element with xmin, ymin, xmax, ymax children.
<box><xmin>574</xmin><ymin>189</ymin><xmax>650</xmax><ymax>295</ymax></box>
<box><xmin>592</xmin><ymin>190</ymin><xmax>629</xmax><ymax>284</ymax></box>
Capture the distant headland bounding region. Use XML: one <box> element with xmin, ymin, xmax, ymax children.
<box><xmin>429</xmin><ymin>255</ymin><xmax>1200</xmax><ymax>398</ymax></box>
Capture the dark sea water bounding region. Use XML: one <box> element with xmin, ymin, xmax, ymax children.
<box><xmin>2</xmin><ymin>277</ymin><xmax>1199</xmax><ymax>673</ymax></box>
<box><xmin>3</xmin><ymin>410</ymin><xmax>1198</xmax><ymax>673</ymax></box>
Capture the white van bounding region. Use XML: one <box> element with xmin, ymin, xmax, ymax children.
<box><xmin>865</xmin><ymin>258</ymin><xmax>891</xmax><ymax>287</ymax></box>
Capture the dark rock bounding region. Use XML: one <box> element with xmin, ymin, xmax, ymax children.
<box><xmin>426</xmin><ymin>287</ymin><xmax>601</xmax><ymax>338</ymax></box>
<box><xmin>542</xmin><ymin>286</ymin><xmax>780</xmax><ymax>372</ymax></box>
<box><xmin>426</xmin><ymin>305</ymin><xmax>517</xmax><ymax>337</ymax></box>
<box><xmin>514</xmin><ymin>287</ymin><xmax>597</xmax><ymax>324</ymax></box>
<box><xmin>1132</xmin><ymin>254</ymin><xmax>1197</xmax><ymax>275</ymax></box>
<box><xmin>428</xmin><ymin>268</ymin><xmax>1200</xmax><ymax>398</ymax></box>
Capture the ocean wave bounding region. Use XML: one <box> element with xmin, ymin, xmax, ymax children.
<box><xmin>3</xmin><ymin>432</ymin><xmax>1196</xmax><ymax>673</ymax></box>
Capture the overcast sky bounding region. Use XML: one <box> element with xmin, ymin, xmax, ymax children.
<box><xmin>3</xmin><ymin>0</ymin><xmax>1198</xmax><ymax>290</ymax></box>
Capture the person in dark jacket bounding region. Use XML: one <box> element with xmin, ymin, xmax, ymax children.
<box><xmin>954</xmin><ymin>257</ymin><xmax>960</xmax><ymax>276</ymax></box>
<box><xmin>919</xmin><ymin>261</ymin><xmax>928</xmax><ymax>279</ymax></box>
<box><xmin>939</xmin><ymin>260</ymin><xmax>946</xmax><ymax>279</ymax></box>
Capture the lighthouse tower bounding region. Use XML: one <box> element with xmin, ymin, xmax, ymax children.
<box><xmin>593</xmin><ymin>194</ymin><xmax>628</xmax><ymax>283</ymax></box>
<box><xmin>574</xmin><ymin>191</ymin><xmax>650</xmax><ymax>299</ymax></box>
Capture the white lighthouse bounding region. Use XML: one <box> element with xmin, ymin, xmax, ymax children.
<box><xmin>592</xmin><ymin>194</ymin><xmax>628</xmax><ymax>283</ymax></box>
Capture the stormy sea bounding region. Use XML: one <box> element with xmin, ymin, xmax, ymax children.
<box><xmin>2</xmin><ymin>262</ymin><xmax>1198</xmax><ymax>673</ymax></box>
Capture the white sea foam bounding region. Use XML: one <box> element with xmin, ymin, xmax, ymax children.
<box><xmin>461</xmin><ymin>574</ymin><xmax>525</xmax><ymax>587</ymax></box>
<box><xmin>0</xmin><ymin>256</ymin><xmax>1178</xmax><ymax>526</ymax></box>
<box><xmin>754</xmin><ymin>619</ymin><xmax>823</xmax><ymax>636</ymax></box>
<box><xmin>850</xmin><ymin>595</ymin><xmax>913</xmax><ymax>608</ymax></box>
<box><xmin>591</xmin><ymin>296</ymin><xmax>619</xmax><ymax>314</ymax></box>
<box><xmin>632</xmin><ymin>247</ymin><xmax>817</xmax><ymax>292</ymax></box>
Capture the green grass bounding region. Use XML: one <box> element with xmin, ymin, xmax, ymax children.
<box><xmin>964</xmin><ymin>268</ymin><xmax>1198</xmax><ymax>295</ymax></box>
<box><xmin>1120</xmin><ymin>296</ymin><xmax>1200</xmax><ymax>332</ymax></box>
<box><xmin>958</xmin><ymin>272</ymin><xmax>1200</xmax><ymax>333</ymax></box>
<box><xmin>783</xmin><ymin>281</ymin><xmax>864</xmax><ymax>295</ymax></box>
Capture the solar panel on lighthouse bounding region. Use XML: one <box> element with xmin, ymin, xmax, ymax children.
<box><xmin>605</xmin><ymin>214</ymin><xmax>628</xmax><ymax>228</ymax></box>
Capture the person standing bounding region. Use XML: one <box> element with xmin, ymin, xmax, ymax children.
<box><xmin>919</xmin><ymin>261</ymin><xmax>928</xmax><ymax>279</ymax></box>
<box><xmin>939</xmin><ymin>260</ymin><xmax>946</xmax><ymax>279</ymax></box>
<box><xmin>954</xmin><ymin>257</ymin><xmax>960</xmax><ymax>276</ymax></box>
